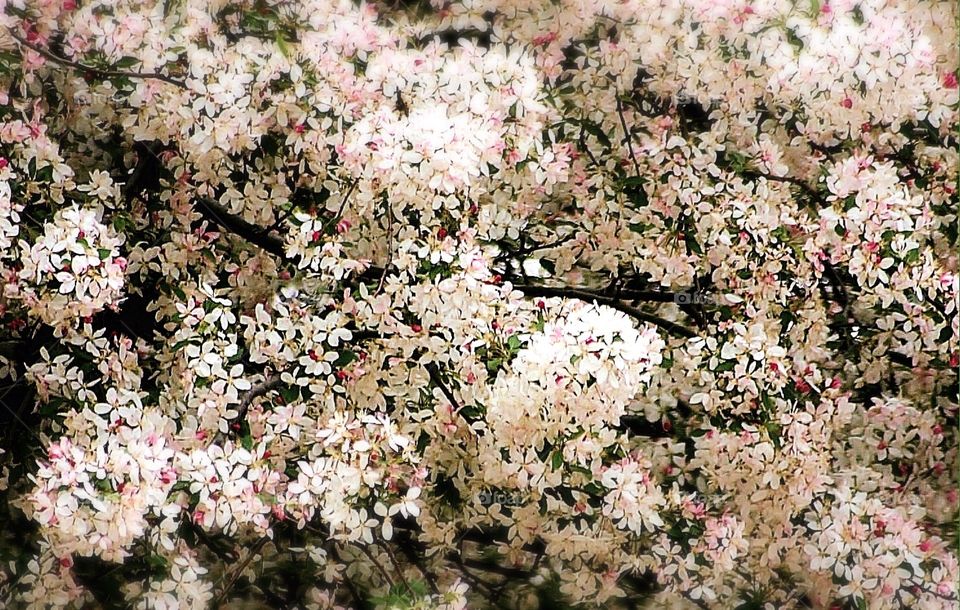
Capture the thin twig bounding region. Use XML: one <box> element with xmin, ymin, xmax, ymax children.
<box><xmin>10</xmin><ymin>32</ymin><xmax>187</xmax><ymax>88</ymax></box>
<box><xmin>379</xmin><ymin>542</ymin><xmax>414</xmax><ymax>596</ymax></box>
<box><xmin>615</xmin><ymin>95</ymin><xmax>643</xmax><ymax>178</ymax></box>
<box><xmin>424</xmin><ymin>363</ymin><xmax>465</xmax><ymax>416</ymax></box>
<box><xmin>744</xmin><ymin>169</ymin><xmax>828</xmax><ymax>207</ymax></box>
<box><xmin>376</xmin><ymin>198</ymin><xmax>393</xmax><ymax>296</ymax></box>
<box><xmin>514</xmin><ymin>232</ymin><xmax>576</xmax><ymax>256</ymax></box>
<box><xmin>394</xmin><ymin>534</ymin><xmax>440</xmax><ymax>595</ymax></box>
<box><xmin>578</xmin><ymin>119</ymin><xmax>601</xmax><ymax>167</ymax></box>
<box><xmin>319</xmin><ymin>180</ymin><xmax>357</xmax><ymax>235</ymax></box>
<box><xmin>356</xmin><ymin>543</ymin><xmax>396</xmax><ymax>590</ymax></box>
<box><xmin>210</xmin><ymin>535</ymin><xmax>270</xmax><ymax>609</ymax></box>
<box><xmin>328</xmin><ymin>544</ymin><xmax>375</xmax><ymax>610</ymax></box>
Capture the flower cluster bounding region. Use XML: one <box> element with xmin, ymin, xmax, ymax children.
<box><xmin>13</xmin><ymin>205</ymin><xmax>126</xmax><ymax>327</ymax></box>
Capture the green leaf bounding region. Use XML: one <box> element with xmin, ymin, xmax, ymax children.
<box><xmin>114</xmin><ymin>56</ymin><xmax>140</xmax><ymax>69</ymax></box>
<box><xmin>275</xmin><ymin>32</ymin><xmax>291</xmax><ymax>58</ymax></box>
<box><xmin>332</xmin><ymin>350</ymin><xmax>356</xmax><ymax>368</ymax></box>
<box><xmin>580</xmin><ymin>119</ymin><xmax>612</xmax><ymax>149</ymax></box>
<box><xmin>170</xmin><ymin>339</ymin><xmax>192</xmax><ymax>352</ymax></box>
<box><xmin>551</xmin><ymin>450</ymin><xmax>564</xmax><ymax>470</ymax></box>
<box><xmin>715</xmin><ymin>361</ymin><xmax>736</xmax><ymax>372</ymax></box>
<box><xmin>621</xmin><ymin>176</ymin><xmax>645</xmax><ymax>189</ymax></box>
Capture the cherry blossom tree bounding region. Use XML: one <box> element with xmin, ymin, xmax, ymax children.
<box><xmin>0</xmin><ymin>0</ymin><xmax>956</xmax><ymax>608</ymax></box>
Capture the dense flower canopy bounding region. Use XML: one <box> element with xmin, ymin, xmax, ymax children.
<box><xmin>0</xmin><ymin>0</ymin><xmax>956</xmax><ymax>608</ymax></box>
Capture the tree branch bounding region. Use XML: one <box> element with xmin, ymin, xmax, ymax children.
<box><xmin>615</xmin><ymin>96</ymin><xmax>643</xmax><ymax>178</ymax></box>
<box><xmin>214</xmin><ymin>374</ymin><xmax>283</xmax><ymax>444</ymax></box>
<box><xmin>743</xmin><ymin>169</ymin><xmax>828</xmax><ymax>208</ymax></box>
<box><xmin>510</xmin><ymin>283</ymin><xmax>697</xmax><ymax>339</ymax></box>
<box><xmin>10</xmin><ymin>32</ymin><xmax>187</xmax><ymax>88</ymax></box>
<box><xmin>424</xmin><ymin>363</ymin><xmax>475</xmax><ymax>422</ymax></box>
<box><xmin>194</xmin><ymin>197</ymin><xmax>287</xmax><ymax>258</ymax></box>
<box><xmin>210</xmin><ymin>535</ymin><xmax>270</xmax><ymax>609</ymax></box>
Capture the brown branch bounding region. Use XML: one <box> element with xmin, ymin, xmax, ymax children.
<box><xmin>327</xmin><ymin>544</ymin><xmax>375</xmax><ymax>610</ymax></box>
<box><xmin>510</xmin><ymin>283</ymin><xmax>697</xmax><ymax>339</ymax></box>
<box><xmin>615</xmin><ymin>96</ymin><xmax>643</xmax><ymax>178</ymax></box>
<box><xmin>194</xmin><ymin>197</ymin><xmax>286</xmax><ymax>258</ymax></box>
<box><xmin>457</xmin><ymin>555</ymin><xmax>534</xmax><ymax>579</ymax></box>
<box><xmin>743</xmin><ymin>169</ymin><xmax>828</xmax><ymax>207</ymax></box>
<box><xmin>424</xmin><ymin>363</ymin><xmax>470</xmax><ymax>418</ymax></box>
<box><xmin>188</xmin><ymin>523</ymin><xmax>240</xmax><ymax>563</ymax></box>
<box><xmin>210</xmin><ymin>535</ymin><xmax>270</xmax><ymax>609</ymax></box>
<box><xmin>355</xmin><ymin>544</ymin><xmax>396</xmax><ymax>590</ymax></box>
<box><xmin>619</xmin><ymin>415</ymin><xmax>673</xmax><ymax>438</ymax></box>
<box><xmin>235</xmin><ymin>375</ymin><xmax>283</xmax><ymax>422</ymax></box>
<box><xmin>514</xmin><ymin>232</ymin><xmax>577</xmax><ymax>256</ymax></box>
<box><xmin>394</xmin><ymin>535</ymin><xmax>440</xmax><ymax>595</ymax></box>
<box><xmin>10</xmin><ymin>32</ymin><xmax>187</xmax><ymax>88</ymax></box>
<box><xmin>213</xmin><ymin>374</ymin><xmax>283</xmax><ymax>444</ymax></box>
